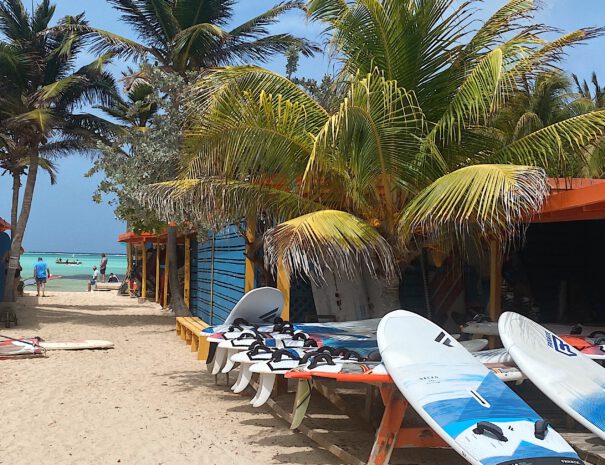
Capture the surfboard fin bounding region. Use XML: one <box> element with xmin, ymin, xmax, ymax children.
<box><xmin>291</xmin><ymin>379</ymin><xmax>312</xmax><ymax>429</ymax></box>
<box><xmin>221</xmin><ymin>350</ymin><xmax>237</xmax><ymax>373</ymax></box>
<box><xmin>251</xmin><ymin>373</ymin><xmax>276</xmax><ymax>407</ymax></box>
<box><xmin>232</xmin><ymin>365</ymin><xmax>253</xmax><ymax>393</ymax></box>
<box><xmin>211</xmin><ymin>348</ymin><xmax>227</xmax><ymax>375</ymax></box>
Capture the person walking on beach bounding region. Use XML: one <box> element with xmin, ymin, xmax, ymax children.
<box><xmin>88</xmin><ymin>266</ymin><xmax>99</xmax><ymax>292</ymax></box>
<box><xmin>33</xmin><ymin>257</ymin><xmax>50</xmax><ymax>297</ymax></box>
<box><xmin>100</xmin><ymin>253</ymin><xmax>108</xmax><ymax>282</ymax></box>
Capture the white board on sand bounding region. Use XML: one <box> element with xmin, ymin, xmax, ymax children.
<box><xmin>500</xmin><ymin>312</ymin><xmax>605</xmax><ymax>440</ymax></box>
<box><xmin>223</xmin><ymin>287</ymin><xmax>284</xmax><ymax>326</ymax></box>
<box><xmin>39</xmin><ymin>340</ymin><xmax>114</xmax><ymax>350</ymax></box>
<box><xmin>378</xmin><ymin>310</ymin><xmax>582</xmax><ymax>465</ymax></box>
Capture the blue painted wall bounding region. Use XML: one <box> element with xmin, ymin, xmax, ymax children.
<box><xmin>193</xmin><ymin>225</ymin><xmax>246</xmax><ymax>324</ymax></box>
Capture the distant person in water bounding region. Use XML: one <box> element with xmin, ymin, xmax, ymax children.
<box><xmin>34</xmin><ymin>257</ymin><xmax>50</xmax><ymax>297</ymax></box>
<box><xmin>88</xmin><ymin>266</ymin><xmax>99</xmax><ymax>292</ymax></box>
<box><xmin>107</xmin><ymin>273</ymin><xmax>119</xmax><ymax>283</ymax></box>
<box><xmin>100</xmin><ymin>253</ymin><xmax>108</xmax><ymax>282</ymax></box>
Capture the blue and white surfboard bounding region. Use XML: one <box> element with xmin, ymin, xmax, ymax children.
<box><xmin>378</xmin><ymin>310</ymin><xmax>583</xmax><ymax>465</ymax></box>
<box><xmin>500</xmin><ymin>311</ymin><xmax>605</xmax><ymax>441</ymax></box>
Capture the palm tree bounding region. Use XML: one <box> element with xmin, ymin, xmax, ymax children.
<box><xmin>85</xmin><ymin>0</ymin><xmax>318</xmax><ymax>74</ymax></box>
<box><xmin>0</xmin><ymin>0</ymin><xmax>118</xmax><ymax>302</ymax></box>
<box><xmin>94</xmin><ymin>1</ymin><xmax>319</xmax><ymax>315</ymax></box>
<box><xmin>140</xmin><ymin>0</ymin><xmax>605</xmax><ymax>307</ymax></box>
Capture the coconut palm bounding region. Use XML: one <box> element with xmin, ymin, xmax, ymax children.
<box><xmin>140</xmin><ymin>0</ymin><xmax>605</xmax><ymax>316</ymax></box>
<box><xmin>0</xmin><ymin>0</ymin><xmax>118</xmax><ymax>301</ymax></box>
<box><xmin>84</xmin><ymin>0</ymin><xmax>317</xmax><ymax>74</ymax></box>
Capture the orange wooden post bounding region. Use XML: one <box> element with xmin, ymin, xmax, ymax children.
<box><xmin>245</xmin><ymin>214</ymin><xmax>255</xmax><ymax>293</ymax></box>
<box><xmin>155</xmin><ymin>241</ymin><xmax>160</xmax><ymax>303</ymax></box>
<box><xmin>276</xmin><ymin>258</ymin><xmax>290</xmax><ymax>321</ymax></box>
<box><xmin>184</xmin><ymin>236</ymin><xmax>191</xmax><ymax>308</ymax></box>
<box><xmin>163</xmin><ymin>244</ymin><xmax>170</xmax><ymax>309</ymax></box>
<box><xmin>489</xmin><ymin>240</ymin><xmax>502</xmax><ymax>348</ymax></box>
<box><xmin>368</xmin><ymin>385</ymin><xmax>407</xmax><ymax>465</ymax></box>
<box><xmin>141</xmin><ymin>243</ymin><xmax>147</xmax><ymax>301</ymax></box>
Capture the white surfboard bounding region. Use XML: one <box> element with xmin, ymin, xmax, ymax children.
<box><xmin>39</xmin><ymin>340</ymin><xmax>114</xmax><ymax>350</ymax></box>
<box><xmin>500</xmin><ymin>312</ymin><xmax>605</xmax><ymax>440</ymax></box>
<box><xmin>223</xmin><ymin>287</ymin><xmax>284</xmax><ymax>326</ymax></box>
<box><xmin>463</xmin><ymin>320</ymin><xmax>605</xmax><ymax>337</ymax></box>
<box><xmin>378</xmin><ymin>310</ymin><xmax>582</xmax><ymax>465</ymax></box>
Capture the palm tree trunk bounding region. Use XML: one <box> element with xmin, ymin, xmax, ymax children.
<box><xmin>167</xmin><ymin>225</ymin><xmax>190</xmax><ymax>316</ymax></box>
<box><xmin>10</xmin><ymin>172</ymin><xmax>20</xmax><ymax>240</ymax></box>
<box><xmin>3</xmin><ymin>153</ymin><xmax>39</xmax><ymax>302</ymax></box>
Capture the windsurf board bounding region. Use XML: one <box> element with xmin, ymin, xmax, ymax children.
<box><xmin>379</xmin><ymin>310</ymin><xmax>583</xmax><ymax>465</ymax></box>
<box><xmin>500</xmin><ymin>312</ymin><xmax>605</xmax><ymax>440</ymax></box>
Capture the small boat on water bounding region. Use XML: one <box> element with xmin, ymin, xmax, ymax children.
<box><xmin>55</xmin><ymin>258</ymin><xmax>81</xmax><ymax>265</ymax></box>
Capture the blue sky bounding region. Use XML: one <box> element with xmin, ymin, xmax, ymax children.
<box><xmin>1</xmin><ymin>0</ymin><xmax>605</xmax><ymax>253</ymax></box>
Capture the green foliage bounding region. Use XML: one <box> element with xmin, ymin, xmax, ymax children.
<box><xmin>140</xmin><ymin>0</ymin><xmax>605</xmax><ymax>282</ymax></box>
<box><xmin>85</xmin><ymin>0</ymin><xmax>319</xmax><ymax>73</ymax></box>
<box><xmin>90</xmin><ymin>67</ymin><xmax>189</xmax><ymax>232</ymax></box>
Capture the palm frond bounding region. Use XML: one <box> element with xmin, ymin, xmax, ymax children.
<box><xmin>462</xmin><ymin>0</ymin><xmax>536</xmax><ymax>58</ymax></box>
<box><xmin>512</xmin><ymin>111</ymin><xmax>543</xmax><ymax>140</ymax></box>
<box><xmin>217</xmin><ymin>35</ymin><xmax>319</xmax><ymax>65</ymax></box>
<box><xmin>264</xmin><ymin>209</ymin><xmax>397</xmax><ymax>284</ymax></box>
<box><xmin>230</xmin><ymin>1</ymin><xmax>305</xmax><ymax>39</ymax></box>
<box><xmin>38</xmin><ymin>156</ymin><xmax>58</xmax><ymax>184</ymax></box>
<box><xmin>495</xmin><ymin>109</ymin><xmax>605</xmax><ymax>171</ymax></box>
<box><xmin>173</xmin><ymin>0</ymin><xmax>235</xmax><ymax>29</ymax></box>
<box><xmin>307</xmin><ymin>72</ymin><xmax>426</xmax><ymax>224</ymax></box>
<box><xmin>107</xmin><ymin>0</ymin><xmax>176</xmax><ymax>49</ymax></box>
<box><xmin>140</xmin><ymin>176</ymin><xmax>325</xmax><ymax>229</ymax></box>
<box><xmin>429</xmin><ymin>47</ymin><xmax>504</xmax><ymax>147</ymax></box>
<box><xmin>398</xmin><ymin>164</ymin><xmax>549</xmax><ymax>248</ymax></box>
<box><xmin>0</xmin><ymin>0</ymin><xmax>31</xmax><ymax>42</ymax></box>
<box><xmin>171</xmin><ymin>22</ymin><xmax>226</xmax><ymax>68</ymax></box>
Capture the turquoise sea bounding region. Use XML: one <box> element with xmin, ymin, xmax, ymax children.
<box><xmin>20</xmin><ymin>253</ymin><xmax>127</xmax><ymax>292</ymax></box>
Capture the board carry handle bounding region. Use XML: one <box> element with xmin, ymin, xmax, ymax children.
<box><xmin>367</xmin><ymin>350</ymin><xmax>382</xmax><ymax>362</ymax></box>
<box><xmin>291</xmin><ymin>332</ymin><xmax>308</xmax><ymax>341</ymax></box>
<box><xmin>248</xmin><ymin>343</ymin><xmax>272</xmax><ymax>356</ymax></box>
<box><xmin>341</xmin><ymin>350</ymin><xmax>365</xmax><ymax>361</ymax></box>
<box><xmin>228</xmin><ymin>324</ymin><xmax>244</xmax><ymax>332</ymax></box>
<box><xmin>271</xmin><ymin>349</ymin><xmax>301</xmax><ymax>363</ymax></box>
<box><xmin>232</xmin><ymin>318</ymin><xmax>251</xmax><ymax>326</ymax></box>
<box><xmin>303</xmin><ymin>338</ymin><xmax>318</xmax><ymax>348</ymax></box>
<box><xmin>534</xmin><ymin>419</ymin><xmax>550</xmax><ymax>440</ymax></box>
<box><xmin>473</xmin><ymin>422</ymin><xmax>508</xmax><ymax>442</ymax></box>
<box><xmin>300</xmin><ymin>350</ymin><xmax>321</xmax><ymax>365</ymax></box>
<box><xmin>308</xmin><ymin>353</ymin><xmax>336</xmax><ymax>370</ymax></box>
<box><xmin>316</xmin><ymin>346</ymin><xmax>339</xmax><ymax>356</ymax></box>
<box><xmin>236</xmin><ymin>331</ymin><xmax>261</xmax><ymax>341</ymax></box>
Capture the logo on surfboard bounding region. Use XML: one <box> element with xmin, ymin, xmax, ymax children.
<box><xmin>545</xmin><ymin>332</ymin><xmax>577</xmax><ymax>357</ymax></box>
<box><xmin>260</xmin><ymin>307</ymin><xmax>280</xmax><ymax>323</ymax></box>
<box><xmin>434</xmin><ymin>331</ymin><xmax>454</xmax><ymax>347</ymax></box>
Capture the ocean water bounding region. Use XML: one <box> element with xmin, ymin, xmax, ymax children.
<box><xmin>20</xmin><ymin>253</ymin><xmax>127</xmax><ymax>292</ymax></box>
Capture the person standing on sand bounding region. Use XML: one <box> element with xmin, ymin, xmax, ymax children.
<box><xmin>88</xmin><ymin>266</ymin><xmax>99</xmax><ymax>292</ymax></box>
<box><xmin>33</xmin><ymin>257</ymin><xmax>50</xmax><ymax>297</ymax></box>
<box><xmin>100</xmin><ymin>253</ymin><xmax>108</xmax><ymax>282</ymax></box>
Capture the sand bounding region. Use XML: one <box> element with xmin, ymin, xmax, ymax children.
<box><xmin>0</xmin><ymin>291</ymin><xmax>337</xmax><ymax>465</ymax></box>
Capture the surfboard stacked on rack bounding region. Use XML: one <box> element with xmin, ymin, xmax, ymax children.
<box><xmin>197</xmin><ymin>288</ymin><xmax>605</xmax><ymax>465</ymax></box>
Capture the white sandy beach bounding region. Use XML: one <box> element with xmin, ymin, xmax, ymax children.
<box><xmin>0</xmin><ymin>291</ymin><xmax>337</xmax><ymax>465</ymax></box>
